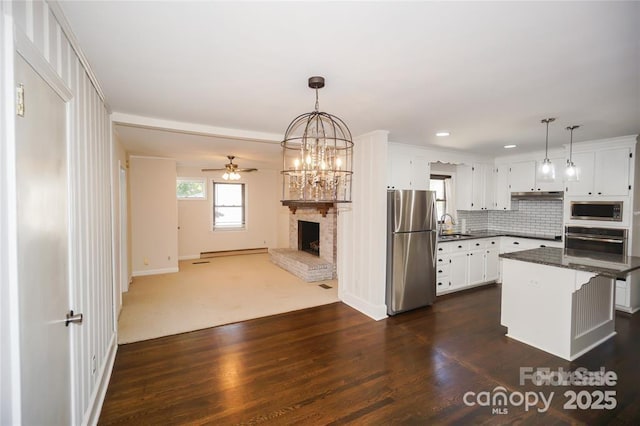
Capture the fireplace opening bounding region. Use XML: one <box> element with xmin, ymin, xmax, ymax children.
<box><xmin>298</xmin><ymin>220</ymin><xmax>320</xmax><ymax>256</ymax></box>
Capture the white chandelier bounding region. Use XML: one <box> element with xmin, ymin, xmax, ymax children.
<box><xmin>281</xmin><ymin>76</ymin><xmax>353</xmax><ymax>204</ymax></box>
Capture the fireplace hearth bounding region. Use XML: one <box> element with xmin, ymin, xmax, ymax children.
<box><xmin>268</xmin><ymin>208</ymin><xmax>336</xmax><ymax>281</ymax></box>
<box><xmin>298</xmin><ymin>220</ymin><xmax>320</xmax><ymax>256</ymax></box>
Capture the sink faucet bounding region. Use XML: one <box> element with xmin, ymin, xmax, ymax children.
<box><xmin>439</xmin><ymin>213</ymin><xmax>455</xmax><ymax>236</ymax></box>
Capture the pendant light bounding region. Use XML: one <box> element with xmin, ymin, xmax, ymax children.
<box><xmin>537</xmin><ymin>118</ymin><xmax>556</xmax><ymax>181</ymax></box>
<box><xmin>565</xmin><ymin>125</ymin><xmax>580</xmax><ymax>181</ymax></box>
<box><xmin>281</xmin><ymin>76</ymin><xmax>353</xmax><ymax>204</ymax></box>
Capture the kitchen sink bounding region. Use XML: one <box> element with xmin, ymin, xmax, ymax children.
<box><xmin>438</xmin><ymin>233</ymin><xmax>472</xmax><ymax>240</ymax></box>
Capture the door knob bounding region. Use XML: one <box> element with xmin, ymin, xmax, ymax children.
<box><xmin>65</xmin><ymin>310</ymin><xmax>83</xmax><ymax>326</ymax></box>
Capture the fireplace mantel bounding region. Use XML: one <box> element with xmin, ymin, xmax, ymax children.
<box><xmin>281</xmin><ymin>201</ymin><xmax>335</xmax><ymax>217</ymax></box>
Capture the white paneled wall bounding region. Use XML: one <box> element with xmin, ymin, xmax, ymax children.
<box><xmin>337</xmin><ymin>130</ymin><xmax>389</xmax><ymax>320</ymax></box>
<box><xmin>4</xmin><ymin>1</ymin><xmax>116</xmax><ymax>425</ymax></box>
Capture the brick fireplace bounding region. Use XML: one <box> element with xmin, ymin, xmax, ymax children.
<box><xmin>269</xmin><ymin>209</ymin><xmax>337</xmax><ymax>282</ymax></box>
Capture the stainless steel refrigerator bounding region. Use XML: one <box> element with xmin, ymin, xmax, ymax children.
<box><xmin>386</xmin><ymin>189</ymin><xmax>438</xmax><ymax>315</ymax></box>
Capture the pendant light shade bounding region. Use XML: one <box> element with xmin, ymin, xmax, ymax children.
<box><xmin>566</xmin><ymin>125</ymin><xmax>580</xmax><ymax>181</ymax></box>
<box><xmin>537</xmin><ymin>118</ymin><xmax>556</xmax><ymax>181</ymax></box>
<box><xmin>281</xmin><ymin>76</ymin><xmax>353</xmax><ymax>204</ymax></box>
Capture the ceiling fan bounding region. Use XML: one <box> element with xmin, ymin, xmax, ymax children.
<box><xmin>201</xmin><ymin>155</ymin><xmax>257</xmax><ymax>180</ymax></box>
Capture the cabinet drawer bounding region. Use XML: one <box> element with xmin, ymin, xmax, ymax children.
<box><xmin>436</xmin><ymin>264</ymin><xmax>450</xmax><ymax>278</ymax></box>
<box><xmin>436</xmin><ymin>279</ymin><xmax>451</xmax><ymax>294</ymax></box>
<box><xmin>485</xmin><ymin>238</ymin><xmax>499</xmax><ymax>248</ymax></box>
<box><xmin>437</xmin><ymin>241</ymin><xmax>470</xmax><ymax>254</ymax></box>
<box><xmin>469</xmin><ymin>239</ymin><xmax>486</xmax><ymax>249</ymax></box>
<box><xmin>437</xmin><ymin>255</ymin><xmax>451</xmax><ymax>266</ymax></box>
<box><xmin>436</xmin><ymin>243</ymin><xmax>451</xmax><ymax>254</ymax></box>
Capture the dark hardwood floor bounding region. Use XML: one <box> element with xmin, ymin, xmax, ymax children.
<box><xmin>99</xmin><ymin>285</ymin><xmax>640</xmax><ymax>425</ymax></box>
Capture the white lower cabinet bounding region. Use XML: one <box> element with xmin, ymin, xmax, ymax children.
<box><xmin>468</xmin><ymin>249</ymin><xmax>485</xmax><ymax>285</ymax></box>
<box><xmin>436</xmin><ymin>238</ymin><xmax>499</xmax><ymax>295</ymax></box>
<box><xmin>497</xmin><ymin>237</ymin><xmax>564</xmax><ymax>282</ymax></box>
<box><xmin>615</xmin><ymin>273</ymin><xmax>640</xmax><ymax>313</ymax></box>
<box><xmin>485</xmin><ymin>246</ymin><xmax>500</xmax><ymax>281</ymax></box>
<box><xmin>449</xmin><ymin>252</ymin><xmax>470</xmax><ymax>289</ymax></box>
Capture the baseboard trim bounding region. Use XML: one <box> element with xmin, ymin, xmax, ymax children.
<box><xmin>132</xmin><ymin>267</ymin><xmax>179</xmax><ymax>277</ymax></box>
<box><xmin>200</xmin><ymin>247</ymin><xmax>268</xmax><ymax>258</ymax></box>
<box><xmin>339</xmin><ymin>291</ymin><xmax>388</xmax><ymax>321</ymax></box>
<box><xmin>82</xmin><ymin>333</ymin><xmax>117</xmax><ymax>426</ymax></box>
<box><xmin>178</xmin><ymin>254</ymin><xmax>200</xmax><ymax>261</ymax></box>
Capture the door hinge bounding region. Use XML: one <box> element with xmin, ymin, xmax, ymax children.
<box><xmin>16</xmin><ymin>84</ymin><xmax>24</xmax><ymax>117</ymax></box>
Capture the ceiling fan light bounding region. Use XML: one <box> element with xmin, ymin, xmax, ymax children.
<box><xmin>222</xmin><ymin>172</ymin><xmax>229</xmax><ymax>180</ymax></box>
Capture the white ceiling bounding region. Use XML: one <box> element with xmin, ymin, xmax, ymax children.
<box><xmin>60</xmin><ymin>1</ymin><xmax>640</xmax><ymax>168</ymax></box>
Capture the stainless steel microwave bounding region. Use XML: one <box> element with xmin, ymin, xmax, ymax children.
<box><xmin>569</xmin><ymin>201</ymin><xmax>623</xmax><ymax>221</ymax></box>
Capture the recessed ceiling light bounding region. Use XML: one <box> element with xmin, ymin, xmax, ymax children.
<box><xmin>436</xmin><ymin>131</ymin><xmax>450</xmax><ymax>137</ymax></box>
<box><xmin>504</xmin><ymin>144</ymin><xmax>517</xmax><ymax>149</ymax></box>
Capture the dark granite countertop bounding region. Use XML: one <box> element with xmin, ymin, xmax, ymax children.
<box><xmin>438</xmin><ymin>229</ymin><xmax>562</xmax><ymax>243</ymax></box>
<box><xmin>500</xmin><ymin>247</ymin><xmax>640</xmax><ymax>278</ymax></box>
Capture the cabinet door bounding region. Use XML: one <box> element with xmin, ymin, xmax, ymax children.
<box><xmin>494</xmin><ymin>164</ymin><xmax>511</xmax><ymax>210</ymax></box>
<box><xmin>485</xmin><ymin>247</ymin><xmax>500</xmax><ymax>281</ymax></box>
<box><xmin>566</xmin><ymin>152</ymin><xmax>595</xmax><ymax>196</ymax></box>
<box><xmin>509</xmin><ymin>160</ymin><xmax>536</xmax><ymax>192</ymax></box>
<box><xmin>410</xmin><ymin>157</ymin><xmax>431</xmax><ymax>190</ymax></box>
<box><xmin>535</xmin><ymin>156</ymin><xmax>565</xmax><ymax>192</ymax></box>
<box><xmin>471</xmin><ymin>164</ymin><xmax>486</xmax><ymax>210</ymax></box>
<box><xmin>455</xmin><ymin>164</ymin><xmax>473</xmax><ymax>210</ymax></box>
<box><xmin>468</xmin><ymin>249</ymin><xmax>485</xmax><ymax>284</ymax></box>
<box><xmin>594</xmin><ymin>148</ymin><xmax>630</xmax><ymax>196</ymax></box>
<box><xmin>483</xmin><ymin>165</ymin><xmax>495</xmax><ymax>210</ymax></box>
<box><xmin>449</xmin><ymin>252</ymin><xmax>469</xmax><ymax>288</ymax></box>
<box><xmin>388</xmin><ymin>151</ymin><xmax>412</xmax><ymax>190</ymax></box>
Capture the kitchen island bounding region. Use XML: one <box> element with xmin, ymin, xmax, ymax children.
<box><xmin>500</xmin><ymin>247</ymin><xmax>640</xmax><ymax>361</ymax></box>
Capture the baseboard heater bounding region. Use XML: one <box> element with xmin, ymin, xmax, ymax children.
<box><xmin>200</xmin><ymin>247</ymin><xmax>268</xmax><ymax>258</ymax></box>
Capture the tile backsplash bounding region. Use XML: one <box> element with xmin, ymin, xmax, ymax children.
<box><xmin>455</xmin><ymin>199</ymin><xmax>563</xmax><ymax>236</ymax></box>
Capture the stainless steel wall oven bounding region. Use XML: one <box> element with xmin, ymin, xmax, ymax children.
<box><xmin>564</xmin><ymin>226</ymin><xmax>627</xmax><ymax>256</ymax></box>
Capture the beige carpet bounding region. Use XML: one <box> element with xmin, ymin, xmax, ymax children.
<box><xmin>117</xmin><ymin>253</ymin><xmax>339</xmax><ymax>344</ymax></box>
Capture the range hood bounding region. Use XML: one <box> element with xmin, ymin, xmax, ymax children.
<box><xmin>511</xmin><ymin>191</ymin><xmax>564</xmax><ymax>201</ymax></box>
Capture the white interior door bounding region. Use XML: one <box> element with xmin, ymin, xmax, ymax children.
<box><xmin>15</xmin><ymin>54</ymin><xmax>71</xmax><ymax>425</ymax></box>
<box><xmin>120</xmin><ymin>165</ymin><xmax>129</xmax><ymax>293</ymax></box>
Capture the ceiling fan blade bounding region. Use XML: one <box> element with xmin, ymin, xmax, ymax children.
<box><xmin>237</xmin><ymin>168</ymin><xmax>258</xmax><ymax>172</ymax></box>
<box><xmin>201</xmin><ymin>168</ymin><xmax>227</xmax><ymax>172</ymax></box>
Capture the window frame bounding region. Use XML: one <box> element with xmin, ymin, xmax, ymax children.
<box><xmin>430</xmin><ymin>174</ymin><xmax>450</xmax><ymax>223</ymax></box>
<box><xmin>176</xmin><ymin>177</ymin><xmax>207</xmax><ymax>200</ymax></box>
<box><xmin>212</xmin><ymin>181</ymin><xmax>246</xmax><ymax>231</ymax></box>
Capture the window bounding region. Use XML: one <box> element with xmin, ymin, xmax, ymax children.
<box><xmin>213</xmin><ymin>182</ymin><xmax>245</xmax><ymax>229</ymax></box>
<box><xmin>430</xmin><ymin>174</ymin><xmax>450</xmax><ymax>221</ymax></box>
<box><xmin>177</xmin><ymin>178</ymin><xmax>206</xmax><ymax>200</ymax></box>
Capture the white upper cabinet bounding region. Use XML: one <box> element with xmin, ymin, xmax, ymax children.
<box><xmin>509</xmin><ymin>160</ymin><xmax>536</xmax><ymax>192</ymax></box>
<box><xmin>566</xmin><ymin>147</ymin><xmax>630</xmax><ymax>197</ymax></box>
<box><xmin>508</xmin><ymin>158</ymin><xmax>564</xmax><ymax>193</ymax></box>
<box><xmin>388</xmin><ymin>151</ymin><xmax>430</xmax><ymax>190</ymax></box>
<box><xmin>494</xmin><ymin>164</ymin><xmax>511</xmax><ymax>210</ymax></box>
<box><xmin>534</xmin><ymin>156</ymin><xmax>565</xmax><ymax>192</ymax></box>
<box><xmin>456</xmin><ymin>163</ymin><xmax>493</xmax><ymax>210</ymax></box>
